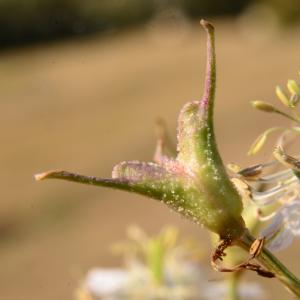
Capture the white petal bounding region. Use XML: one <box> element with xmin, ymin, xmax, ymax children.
<box><xmin>239</xmin><ymin>282</ymin><xmax>265</xmax><ymax>299</ymax></box>
<box><xmin>252</xmin><ymin>177</ymin><xmax>298</xmax><ymax>205</ymax></box>
<box><xmin>266</xmin><ymin>227</ymin><xmax>294</xmax><ymax>252</ymax></box>
<box><xmin>84</xmin><ymin>268</ymin><xmax>128</xmax><ymax>297</ymax></box>
<box><xmin>165</xmin><ymin>262</ymin><xmax>204</xmax><ymax>286</ymax></box>
<box><xmin>203</xmin><ymin>281</ymin><xmax>265</xmax><ymax>299</ymax></box>
<box><xmin>260</xmin><ymin>211</ymin><xmax>283</xmax><ymax>239</ymax></box>
<box><xmin>282</xmin><ymin>201</ymin><xmax>300</xmax><ymax>235</ymax></box>
<box><xmin>203</xmin><ymin>281</ymin><xmax>227</xmax><ymax>299</ymax></box>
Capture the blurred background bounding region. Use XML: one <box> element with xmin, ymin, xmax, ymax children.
<box><xmin>1</xmin><ymin>0</ymin><xmax>300</xmax><ymax>299</ymax></box>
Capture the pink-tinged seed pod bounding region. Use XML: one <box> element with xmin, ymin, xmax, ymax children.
<box><xmin>35</xmin><ymin>20</ymin><xmax>245</xmax><ymax>240</ymax></box>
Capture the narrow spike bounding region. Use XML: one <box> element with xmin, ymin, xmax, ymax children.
<box><xmin>200</xmin><ymin>20</ymin><xmax>216</xmax><ymax>117</ymax></box>
<box><xmin>154</xmin><ymin>118</ymin><xmax>176</xmax><ymax>163</ymax></box>
<box><xmin>34</xmin><ymin>170</ymin><xmax>130</xmax><ymax>189</ymax></box>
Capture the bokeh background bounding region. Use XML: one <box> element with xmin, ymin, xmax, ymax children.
<box><xmin>1</xmin><ymin>0</ymin><xmax>300</xmax><ymax>299</ymax></box>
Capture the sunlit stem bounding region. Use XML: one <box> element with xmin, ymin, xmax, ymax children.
<box><xmin>237</xmin><ymin>231</ymin><xmax>300</xmax><ymax>297</ymax></box>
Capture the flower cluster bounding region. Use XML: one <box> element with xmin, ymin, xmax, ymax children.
<box><xmin>74</xmin><ymin>227</ymin><xmax>264</xmax><ymax>300</ymax></box>
<box><xmin>229</xmin><ymin>75</ymin><xmax>300</xmax><ymax>251</ymax></box>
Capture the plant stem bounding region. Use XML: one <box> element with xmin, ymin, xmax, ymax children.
<box><xmin>227</xmin><ymin>273</ymin><xmax>240</xmax><ymax>300</ymax></box>
<box><xmin>276</xmin><ymin>109</ymin><xmax>300</xmax><ymax>124</ymax></box>
<box><xmin>237</xmin><ymin>230</ymin><xmax>300</xmax><ymax>298</ymax></box>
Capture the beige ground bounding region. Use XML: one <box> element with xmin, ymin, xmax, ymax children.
<box><xmin>1</xmin><ymin>19</ymin><xmax>300</xmax><ymax>299</ymax></box>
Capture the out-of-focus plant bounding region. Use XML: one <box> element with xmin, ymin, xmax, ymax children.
<box><xmin>75</xmin><ymin>226</ymin><xmax>264</xmax><ymax>300</ymax></box>
<box><xmin>75</xmin><ymin>226</ymin><xmax>204</xmax><ymax>300</ymax></box>
<box><xmin>222</xmin><ymin>73</ymin><xmax>300</xmax><ymax>298</ymax></box>
<box><xmin>239</xmin><ymin>73</ymin><xmax>300</xmax><ymax>252</ymax></box>
<box><xmin>36</xmin><ymin>21</ymin><xmax>300</xmax><ymax>298</ymax></box>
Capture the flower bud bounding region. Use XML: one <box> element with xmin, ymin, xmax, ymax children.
<box><xmin>276</xmin><ymin>86</ymin><xmax>290</xmax><ymax>107</ymax></box>
<box><xmin>287</xmin><ymin>80</ymin><xmax>300</xmax><ymax>96</ymax></box>
<box><xmin>290</xmin><ymin>94</ymin><xmax>300</xmax><ymax>108</ymax></box>
<box><xmin>251</xmin><ymin>100</ymin><xmax>277</xmax><ymax>112</ymax></box>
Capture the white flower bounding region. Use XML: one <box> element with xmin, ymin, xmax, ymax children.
<box><xmin>261</xmin><ymin>200</ymin><xmax>300</xmax><ymax>251</ymax></box>
<box><xmin>80</xmin><ymin>262</ymin><xmax>205</xmax><ymax>300</ymax></box>
<box><xmin>83</xmin><ymin>268</ymin><xmax>128</xmax><ymax>299</ymax></box>
<box><xmin>75</xmin><ymin>227</ymin><xmax>207</xmax><ymax>300</ymax></box>
<box><xmin>203</xmin><ymin>281</ymin><xmax>265</xmax><ymax>300</ymax></box>
<box><xmin>75</xmin><ymin>226</ymin><xmax>266</xmax><ymax>300</ymax></box>
<box><xmin>230</xmin><ymin>157</ymin><xmax>300</xmax><ymax>252</ymax></box>
<box><xmin>282</xmin><ymin>200</ymin><xmax>300</xmax><ymax>235</ymax></box>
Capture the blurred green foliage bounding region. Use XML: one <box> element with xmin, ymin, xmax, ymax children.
<box><xmin>0</xmin><ymin>0</ymin><xmax>299</xmax><ymax>47</ymax></box>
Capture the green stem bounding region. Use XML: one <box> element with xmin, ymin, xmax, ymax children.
<box><xmin>275</xmin><ymin>109</ymin><xmax>300</xmax><ymax>124</ymax></box>
<box><xmin>147</xmin><ymin>239</ymin><xmax>164</xmax><ymax>285</ymax></box>
<box><xmin>237</xmin><ymin>231</ymin><xmax>300</xmax><ymax>298</ymax></box>
<box><xmin>227</xmin><ymin>273</ymin><xmax>241</xmax><ymax>300</ymax></box>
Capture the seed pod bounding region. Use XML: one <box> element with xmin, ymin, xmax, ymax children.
<box><xmin>35</xmin><ymin>20</ymin><xmax>246</xmax><ymax>241</ymax></box>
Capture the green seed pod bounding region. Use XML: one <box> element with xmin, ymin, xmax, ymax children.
<box><xmin>176</xmin><ymin>20</ymin><xmax>245</xmax><ymax>238</ymax></box>
<box><xmin>35</xmin><ymin>20</ymin><xmax>245</xmax><ymax>240</ymax></box>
